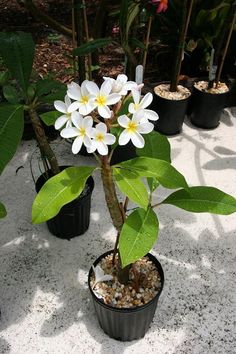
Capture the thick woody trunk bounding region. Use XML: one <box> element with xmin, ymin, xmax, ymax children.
<box><xmin>28</xmin><ymin>109</ymin><xmax>60</xmax><ymax>176</ymax></box>
<box><xmin>101</xmin><ymin>157</ymin><xmax>130</xmax><ymax>283</ymax></box>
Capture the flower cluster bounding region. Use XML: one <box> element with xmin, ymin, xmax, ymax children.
<box><xmin>54</xmin><ymin>74</ymin><xmax>159</xmax><ymax>155</ymax></box>
<box><xmin>150</xmin><ymin>0</ymin><xmax>168</xmax><ymax>13</ymax></box>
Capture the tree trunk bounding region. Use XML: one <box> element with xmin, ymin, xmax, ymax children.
<box><xmin>28</xmin><ymin>109</ymin><xmax>60</xmax><ymax>176</ymax></box>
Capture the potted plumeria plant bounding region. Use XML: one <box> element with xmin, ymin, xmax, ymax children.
<box><xmin>32</xmin><ymin>74</ymin><xmax>236</xmax><ymax>341</ymax></box>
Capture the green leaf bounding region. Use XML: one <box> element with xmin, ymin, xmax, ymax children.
<box><xmin>3</xmin><ymin>85</ymin><xmax>19</xmax><ymax>104</ymax></box>
<box><xmin>129</xmin><ymin>37</ymin><xmax>146</xmax><ymax>50</ymax></box>
<box><xmin>0</xmin><ymin>71</ymin><xmax>10</xmax><ymax>86</ymax></box>
<box><xmin>162</xmin><ymin>186</ymin><xmax>236</xmax><ymax>215</ymax></box>
<box><xmin>136</xmin><ymin>130</ymin><xmax>171</xmax><ymax>162</ymax></box>
<box><xmin>147</xmin><ymin>177</ymin><xmax>159</xmax><ymax>192</ymax></box>
<box><xmin>116</xmin><ymin>157</ymin><xmax>188</xmax><ymax>190</ymax></box>
<box><xmin>73</xmin><ymin>38</ymin><xmax>114</xmax><ymax>56</ymax></box>
<box><xmin>35</xmin><ymin>79</ymin><xmax>65</xmax><ymax>98</ymax></box>
<box><xmin>39</xmin><ymin>87</ymin><xmax>67</xmax><ymax>104</ymax></box>
<box><xmin>119</xmin><ymin>208</ymin><xmax>159</xmax><ymax>268</ymax></box>
<box><xmin>40</xmin><ymin>111</ymin><xmax>61</xmax><ymax>126</ymax></box>
<box><xmin>0</xmin><ymin>202</ymin><xmax>7</xmax><ymax>219</ymax></box>
<box><xmin>32</xmin><ymin>166</ymin><xmax>95</xmax><ymax>223</ymax></box>
<box><xmin>113</xmin><ymin>167</ymin><xmax>149</xmax><ymax>210</ymax></box>
<box><xmin>0</xmin><ymin>104</ymin><xmax>24</xmax><ymax>174</ymax></box>
<box><xmin>0</xmin><ymin>32</ymin><xmax>35</xmax><ymax>94</ymax></box>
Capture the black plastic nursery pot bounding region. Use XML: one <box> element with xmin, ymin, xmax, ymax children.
<box><xmin>88</xmin><ymin>250</ymin><xmax>164</xmax><ymax>341</ymax></box>
<box><xmin>190</xmin><ymin>84</ymin><xmax>229</xmax><ymax>129</ymax></box>
<box><xmin>110</xmin><ymin>141</ymin><xmax>137</xmax><ymax>165</ymax></box>
<box><xmin>35</xmin><ymin>166</ymin><xmax>94</xmax><ymax>240</ymax></box>
<box><xmin>151</xmin><ymin>84</ymin><xmax>190</xmax><ymax>135</ymax></box>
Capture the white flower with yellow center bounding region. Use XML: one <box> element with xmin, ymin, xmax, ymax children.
<box><xmin>87</xmin><ymin>122</ymin><xmax>116</xmax><ymax>155</ymax></box>
<box><xmin>86</xmin><ymin>80</ymin><xmax>121</xmax><ymax>119</ymax></box>
<box><xmin>128</xmin><ymin>89</ymin><xmax>159</xmax><ymax>122</ymax></box>
<box><xmin>54</xmin><ymin>95</ymin><xmax>78</xmax><ymax>130</ymax></box>
<box><xmin>66</xmin><ymin>81</ymin><xmax>95</xmax><ymax>115</ymax></box>
<box><xmin>60</xmin><ymin>112</ymin><xmax>93</xmax><ymax>154</ymax></box>
<box><xmin>118</xmin><ymin>110</ymin><xmax>154</xmax><ymax>148</ymax></box>
<box><xmin>103</xmin><ymin>74</ymin><xmax>137</xmax><ymax>96</ymax></box>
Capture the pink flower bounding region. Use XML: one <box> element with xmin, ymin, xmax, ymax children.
<box><xmin>151</xmin><ymin>0</ymin><xmax>168</xmax><ymax>13</ymax></box>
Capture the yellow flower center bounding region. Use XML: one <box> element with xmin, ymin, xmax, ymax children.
<box><xmin>127</xmin><ymin>121</ymin><xmax>138</xmax><ymax>134</ymax></box>
<box><xmin>134</xmin><ymin>103</ymin><xmax>140</xmax><ymax>110</ymax></box>
<box><xmin>96</xmin><ymin>133</ymin><xmax>104</xmax><ymax>142</ymax></box>
<box><xmin>96</xmin><ymin>95</ymin><xmax>106</xmax><ymax>106</ymax></box>
<box><xmin>80</xmin><ymin>95</ymin><xmax>88</xmax><ymax>104</ymax></box>
<box><xmin>78</xmin><ymin>127</ymin><xmax>86</xmax><ymax>137</ymax></box>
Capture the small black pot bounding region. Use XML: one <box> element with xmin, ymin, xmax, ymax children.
<box><xmin>110</xmin><ymin>141</ymin><xmax>136</xmax><ymax>165</ymax></box>
<box><xmin>35</xmin><ymin>166</ymin><xmax>94</xmax><ymax>239</ymax></box>
<box><xmin>151</xmin><ymin>84</ymin><xmax>190</xmax><ymax>135</ymax></box>
<box><xmin>190</xmin><ymin>84</ymin><xmax>229</xmax><ymax>129</ymax></box>
<box><xmin>88</xmin><ymin>250</ymin><xmax>164</xmax><ymax>341</ymax></box>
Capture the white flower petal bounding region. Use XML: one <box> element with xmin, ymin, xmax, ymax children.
<box><xmin>97</xmin><ymin>141</ymin><xmax>108</xmax><ymax>155</ymax></box>
<box><xmin>81</xmin><ymin>80</ymin><xmax>89</xmax><ymax>96</ymax></box>
<box><xmin>96</xmin><ymin>122</ymin><xmax>107</xmax><ymax>133</ymax></box>
<box><xmin>60</xmin><ymin>127</ymin><xmax>78</xmax><ymax>138</ymax></box>
<box><xmin>84</xmin><ymin>135</ymin><xmax>92</xmax><ymax>148</ymax></box>
<box><xmin>66</xmin><ymin>120</ymin><xmax>73</xmax><ymax>128</ymax></box>
<box><xmin>140</xmin><ymin>92</ymin><xmax>153</xmax><ymax>109</ymax></box>
<box><xmin>82</xmin><ymin>116</ymin><xmax>93</xmax><ymax>128</ymax></box>
<box><xmin>144</xmin><ymin>109</ymin><xmax>159</xmax><ymax>121</ymax></box>
<box><xmin>86</xmin><ymin>81</ymin><xmax>99</xmax><ymax>95</ymax></box>
<box><xmin>87</xmin><ymin>141</ymin><xmax>96</xmax><ymax>153</ymax></box>
<box><xmin>118</xmin><ymin>115</ymin><xmax>130</xmax><ymax>128</ymax></box>
<box><xmin>100</xmin><ymin>80</ymin><xmax>112</xmax><ymax>96</ymax></box>
<box><xmin>98</xmin><ymin>105</ymin><xmax>111</xmax><ymax>119</ymax></box>
<box><xmin>72</xmin><ymin>136</ymin><xmax>83</xmax><ymax>154</ymax></box>
<box><xmin>71</xmin><ymin>111</ymin><xmax>83</xmax><ymax>128</ymax></box>
<box><xmin>131</xmin><ymin>132</ymin><xmax>144</xmax><ymax>148</ymax></box>
<box><xmin>124</xmin><ymin>81</ymin><xmax>137</xmax><ymax>90</ymax></box>
<box><xmin>128</xmin><ymin>103</ymin><xmax>136</xmax><ymax>114</ymax></box>
<box><xmin>137</xmin><ymin>122</ymin><xmax>154</xmax><ymax>134</ymax></box>
<box><xmin>119</xmin><ymin>130</ymin><xmax>131</xmax><ymax>146</ymax></box>
<box><xmin>117</xmin><ymin>74</ymin><xmax>128</xmax><ymax>83</ymax></box>
<box><xmin>54</xmin><ymin>115</ymin><xmax>68</xmax><ymax>130</ymax></box>
<box><xmin>54</xmin><ymin>100</ymin><xmax>67</xmax><ymax>113</ymax></box>
<box><xmin>106</xmin><ymin>93</ymin><xmax>121</xmax><ymax>105</ymax></box>
<box><xmin>133</xmin><ymin>110</ymin><xmax>144</xmax><ymax>124</ymax></box>
<box><xmin>131</xmin><ymin>89</ymin><xmax>140</xmax><ymax>105</ymax></box>
<box><xmin>65</xmin><ymin>95</ymin><xmax>71</xmax><ymax>108</ymax></box>
<box><xmin>67</xmin><ymin>82</ymin><xmax>81</xmax><ymax>100</ymax></box>
<box><xmin>104</xmin><ymin>133</ymin><xmax>116</xmax><ymax>145</ymax></box>
<box><xmin>67</xmin><ymin>101</ymin><xmax>81</xmax><ymax>113</ymax></box>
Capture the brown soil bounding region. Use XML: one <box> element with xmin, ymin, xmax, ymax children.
<box><xmin>194</xmin><ymin>81</ymin><xmax>229</xmax><ymax>94</ymax></box>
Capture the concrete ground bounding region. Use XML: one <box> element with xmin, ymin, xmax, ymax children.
<box><xmin>0</xmin><ymin>108</ymin><xmax>236</xmax><ymax>354</ymax></box>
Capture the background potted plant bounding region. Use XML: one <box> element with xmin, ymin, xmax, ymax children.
<box><xmin>0</xmin><ymin>31</ymin><xmax>94</xmax><ymax>239</ymax></box>
<box><xmin>190</xmin><ymin>2</ymin><xmax>236</xmax><ymax>129</ymax></box>
<box><xmin>32</xmin><ymin>74</ymin><xmax>236</xmax><ymax>341</ymax></box>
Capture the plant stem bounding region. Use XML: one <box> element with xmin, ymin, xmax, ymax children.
<box><xmin>170</xmin><ymin>0</ymin><xmax>193</xmax><ymax>92</ymax></box>
<box><xmin>28</xmin><ymin>108</ymin><xmax>60</xmax><ymax>176</ymax></box>
<box><xmin>215</xmin><ymin>7</ymin><xmax>236</xmax><ymax>87</ymax></box>
<box><xmin>74</xmin><ymin>0</ymin><xmax>86</xmax><ymax>82</ymax></box>
<box><xmin>82</xmin><ymin>0</ymin><xmax>92</xmax><ymax>80</ymax></box>
<box><xmin>142</xmin><ymin>16</ymin><xmax>153</xmax><ymax>75</ymax></box>
<box><xmin>101</xmin><ymin>156</ymin><xmax>130</xmax><ymax>283</ymax></box>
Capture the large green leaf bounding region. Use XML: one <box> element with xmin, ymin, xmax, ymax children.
<box><xmin>113</xmin><ymin>167</ymin><xmax>149</xmax><ymax>210</ymax></box>
<box><xmin>3</xmin><ymin>85</ymin><xmax>19</xmax><ymax>104</ymax></box>
<box><xmin>73</xmin><ymin>38</ymin><xmax>115</xmax><ymax>56</ymax></box>
<box><xmin>32</xmin><ymin>166</ymin><xmax>95</xmax><ymax>223</ymax></box>
<box><xmin>0</xmin><ymin>32</ymin><xmax>35</xmax><ymax>94</ymax></box>
<box><xmin>162</xmin><ymin>186</ymin><xmax>236</xmax><ymax>215</ymax></box>
<box><xmin>35</xmin><ymin>79</ymin><xmax>65</xmax><ymax>98</ymax></box>
<box><xmin>39</xmin><ymin>87</ymin><xmax>67</xmax><ymax>104</ymax></box>
<box><xmin>0</xmin><ymin>104</ymin><xmax>24</xmax><ymax>174</ymax></box>
<box><xmin>0</xmin><ymin>202</ymin><xmax>7</xmax><ymax>219</ymax></box>
<box><xmin>39</xmin><ymin>111</ymin><xmax>61</xmax><ymax>126</ymax></box>
<box><xmin>116</xmin><ymin>157</ymin><xmax>188</xmax><ymax>190</ymax></box>
<box><xmin>136</xmin><ymin>130</ymin><xmax>171</xmax><ymax>163</ymax></box>
<box><xmin>119</xmin><ymin>208</ymin><xmax>159</xmax><ymax>268</ymax></box>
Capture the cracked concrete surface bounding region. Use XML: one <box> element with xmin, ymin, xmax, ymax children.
<box><xmin>0</xmin><ymin>108</ymin><xmax>236</xmax><ymax>354</ymax></box>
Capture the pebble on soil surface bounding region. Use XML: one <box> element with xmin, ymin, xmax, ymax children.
<box><xmin>90</xmin><ymin>254</ymin><xmax>162</xmax><ymax>308</ymax></box>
